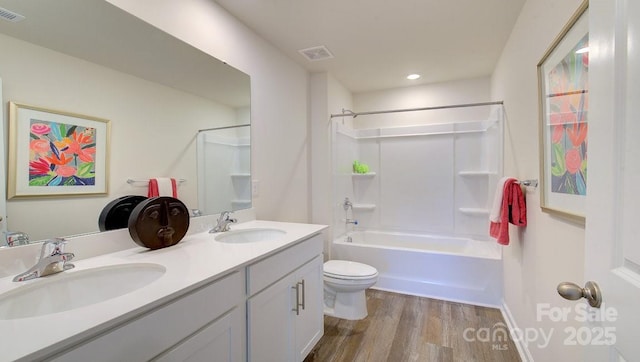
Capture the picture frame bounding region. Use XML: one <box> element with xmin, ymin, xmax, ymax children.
<box><xmin>537</xmin><ymin>0</ymin><xmax>589</xmax><ymax>223</ymax></box>
<box><xmin>8</xmin><ymin>102</ymin><xmax>110</xmax><ymax>199</ymax></box>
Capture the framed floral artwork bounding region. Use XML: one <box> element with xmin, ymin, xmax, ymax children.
<box><xmin>537</xmin><ymin>1</ymin><xmax>589</xmax><ymax>222</ymax></box>
<box><xmin>8</xmin><ymin>102</ymin><xmax>110</xmax><ymax>198</ymax></box>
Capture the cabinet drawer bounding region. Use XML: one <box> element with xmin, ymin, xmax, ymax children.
<box><xmin>247</xmin><ymin>234</ymin><xmax>322</xmax><ymax>296</ymax></box>
<box><xmin>51</xmin><ymin>270</ymin><xmax>244</xmax><ymax>362</ymax></box>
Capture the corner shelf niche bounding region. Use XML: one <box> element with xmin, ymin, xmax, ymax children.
<box><xmin>351</xmin><ymin>172</ymin><xmax>377</xmax><ymax>211</ymax></box>
<box><xmin>457</xmin><ymin>170</ymin><xmax>495</xmax><ymax>219</ymax></box>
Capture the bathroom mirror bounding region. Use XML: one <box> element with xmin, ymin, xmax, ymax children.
<box><xmin>0</xmin><ymin>0</ymin><xmax>251</xmax><ymax>242</ymax></box>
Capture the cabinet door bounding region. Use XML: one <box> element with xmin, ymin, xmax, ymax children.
<box><xmin>51</xmin><ymin>271</ymin><xmax>243</xmax><ymax>362</ymax></box>
<box><xmin>248</xmin><ymin>273</ymin><xmax>296</xmax><ymax>362</ymax></box>
<box><xmin>153</xmin><ymin>307</ymin><xmax>244</xmax><ymax>362</ymax></box>
<box><xmin>294</xmin><ymin>256</ymin><xmax>324</xmax><ymax>362</ymax></box>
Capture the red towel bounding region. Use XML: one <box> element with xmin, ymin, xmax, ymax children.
<box><xmin>147</xmin><ymin>178</ymin><xmax>178</xmax><ymax>198</ymax></box>
<box><xmin>489</xmin><ymin>179</ymin><xmax>527</xmax><ymax>245</ymax></box>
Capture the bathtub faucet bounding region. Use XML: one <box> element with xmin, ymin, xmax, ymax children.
<box><xmin>343</xmin><ymin>197</ymin><xmax>353</xmax><ymax>211</ymax></box>
<box><xmin>343</xmin><ymin>197</ymin><xmax>357</xmax><ymax>225</ymax></box>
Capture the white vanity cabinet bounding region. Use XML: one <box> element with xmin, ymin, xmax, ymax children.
<box><xmin>7</xmin><ymin>223</ymin><xmax>327</xmax><ymax>362</ymax></box>
<box><xmin>247</xmin><ymin>234</ymin><xmax>324</xmax><ymax>362</ymax></box>
<box><xmin>49</xmin><ymin>271</ymin><xmax>245</xmax><ymax>362</ymax></box>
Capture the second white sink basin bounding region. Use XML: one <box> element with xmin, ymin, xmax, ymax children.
<box><xmin>0</xmin><ymin>263</ymin><xmax>166</xmax><ymax>320</ymax></box>
<box><xmin>214</xmin><ymin>228</ymin><xmax>286</xmax><ymax>243</ymax></box>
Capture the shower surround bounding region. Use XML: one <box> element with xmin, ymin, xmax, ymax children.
<box><xmin>331</xmin><ymin>104</ymin><xmax>504</xmax><ymax>306</ymax></box>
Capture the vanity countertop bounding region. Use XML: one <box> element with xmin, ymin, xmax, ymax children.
<box><xmin>0</xmin><ymin>220</ymin><xmax>327</xmax><ymax>362</ymax></box>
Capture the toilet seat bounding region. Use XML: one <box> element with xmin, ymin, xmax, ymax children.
<box><xmin>324</xmin><ymin>260</ymin><xmax>378</xmax><ymax>280</ymax></box>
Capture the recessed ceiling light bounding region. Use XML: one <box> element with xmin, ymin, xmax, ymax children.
<box><xmin>406</xmin><ymin>74</ymin><xmax>421</xmax><ymax>80</ymax></box>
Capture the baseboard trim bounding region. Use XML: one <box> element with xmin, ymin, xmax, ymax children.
<box><xmin>500</xmin><ymin>299</ymin><xmax>534</xmax><ymax>362</ymax></box>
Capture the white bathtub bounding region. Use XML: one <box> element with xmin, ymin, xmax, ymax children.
<box><xmin>332</xmin><ymin>230</ymin><xmax>503</xmax><ymax>307</ymax></box>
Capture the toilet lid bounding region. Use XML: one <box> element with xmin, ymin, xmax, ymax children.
<box><xmin>324</xmin><ymin>260</ymin><xmax>378</xmax><ymax>279</ymax></box>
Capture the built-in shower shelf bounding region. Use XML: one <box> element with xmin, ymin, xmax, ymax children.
<box><xmin>459</xmin><ymin>208</ymin><xmax>490</xmax><ymax>216</ymax></box>
<box><xmin>230</xmin><ymin>173</ymin><xmax>251</xmax><ymax>178</ymax></box>
<box><xmin>458</xmin><ymin>171</ymin><xmax>496</xmax><ymax>177</ymax></box>
<box><xmin>352</xmin><ymin>203</ymin><xmax>376</xmax><ymax>211</ymax></box>
<box><xmin>352</xmin><ymin>172</ymin><xmax>376</xmax><ymax>177</ymax></box>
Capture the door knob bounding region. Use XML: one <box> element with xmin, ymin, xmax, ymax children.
<box><xmin>557</xmin><ymin>281</ymin><xmax>602</xmax><ymax>308</ymax></box>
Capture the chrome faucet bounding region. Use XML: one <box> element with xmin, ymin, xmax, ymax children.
<box><xmin>3</xmin><ymin>231</ymin><xmax>30</xmax><ymax>247</ymax></box>
<box><xmin>209</xmin><ymin>211</ymin><xmax>237</xmax><ymax>233</ymax></box>
<box><xmin>343</xmin><ymin>197</ymin><xmax>353</xmax><ymax>212</ymax></box>
<box><xmin>13</xmin><ymin>238</ymin><xmax>75</xmax><ymax>282</ymax></box>
<box><xmin>343</xmin><ymin>197</ymin><xmax>358</xmax><ymax>226</ymax></box>
<box><xmin>343</xmin><ymin>197</ymin><xmax>357</xmax><ymax>242</ymax></box>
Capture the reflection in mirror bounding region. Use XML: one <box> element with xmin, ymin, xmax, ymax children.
<box><xmin>197</xmin><ymin>125</ymin><xmax>251</xmax><ymax>215</ymax></box>
<box><xmin>0</xmin><ymin>0</ymin><xmax>250</xmax><ymax>243</ymax></box>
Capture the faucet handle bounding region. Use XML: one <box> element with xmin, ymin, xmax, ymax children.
<box><xmin>219</xmin><ymin>211</ymin><xmax>237</xmax><ymax>223</ymax></box>
<box><xmin>218</xmin><ymin>211</ymin><xmax>230</xmax><ymax>221</ymax></box>
<box><xmin>39</xmin><ymin>237</ymin><xmax>67</xmax><ymax>258</ymax></box>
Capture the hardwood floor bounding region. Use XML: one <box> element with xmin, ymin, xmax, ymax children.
<box><xmin>304</xmin><ymin>289</ymin><xmax>521</xmax><ymax>362</ymax></box>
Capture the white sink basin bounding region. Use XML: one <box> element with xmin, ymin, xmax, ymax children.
<box><xmin>0</xmin><ymin>263</ymin><xmax>165</xmax><ymax>320</ymax></box>
<box><xmin>214</xmin><ymin>228</ymin><xmax>286</xmax><ymax>243</ymax></box>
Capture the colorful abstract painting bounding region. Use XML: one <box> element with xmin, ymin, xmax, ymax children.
<box><xmin>8</xmin><ymin>102</ymin><xmax>109</xmax><ymax>198</ymax></box>
<box><xmin>28</xmin><ymin>119</ymin><xmax>97</xmax><ymax>186</ymax></box>
<box><xmin>546</xmin><ymin>34</ymin><xmax>588</xmax><ymax>196</ymax></box>
<box><xmin>538</xmin><ymin>1</ymin><xmax>588</xmax><ymax>220</ymax></box>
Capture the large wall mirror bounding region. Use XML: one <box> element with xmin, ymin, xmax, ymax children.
<box><xmin>0</xmin><ymin>0</ymin><xmax>251</xmax><ymax>243</ymax></box>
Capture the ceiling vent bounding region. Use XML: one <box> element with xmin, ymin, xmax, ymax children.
<box><xmin>298</xmin><ymin>45</ymin><xmax>334</xmax><ymax>62</ymax></box>
<box><xmin>0</xmin><ymin>7</ymin><xmax>25</xmax><ymax>22</ymax></box>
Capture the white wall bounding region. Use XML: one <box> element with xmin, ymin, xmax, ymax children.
<box><xmin>353</xmin><ymin>77</ymin><xmax>492</xmax><ymax>128</ymax></box>
<box><xmin>310</xmin><ymin>72</ymin><xmax>353</xmax><ymax>257</ymax></box>
<box><xmin>491</xmin><ymin>0</ymin><xmax>586</xmax><ymax>360</ymax></box>
<box><xmin>107</xmin><ymin>0</ymin><xmax>311</xmax><ymax>223</ymax></box>
<box><xmin>0</xmin><ymin>33</ymin><xmax>235</xmax><ymax>240</ymax></box>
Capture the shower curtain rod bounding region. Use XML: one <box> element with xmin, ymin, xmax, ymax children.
<box><xmin>330</xmin><ymin>100</ymin><xmax>504</xmax><ymax>119</ymax></box>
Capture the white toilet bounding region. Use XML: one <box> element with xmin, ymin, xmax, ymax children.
<box><xmin>323</xmin><ymin>260</ymin><xmax>378</xmax><ymax>320</ymax></box>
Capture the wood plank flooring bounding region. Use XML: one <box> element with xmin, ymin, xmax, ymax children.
<box><xmin>304</xmin><ymin>289</ymin><xmax>521</xmax><ymax>362</ymax></box>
